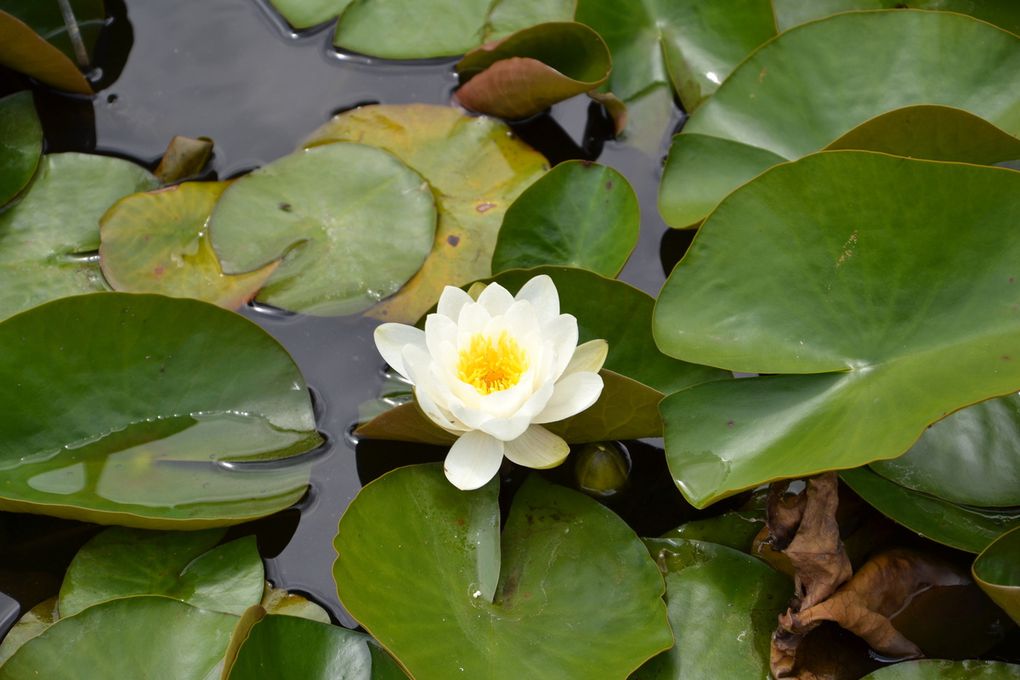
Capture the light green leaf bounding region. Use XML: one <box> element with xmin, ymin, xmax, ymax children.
<box><xmin>334</xmin><ymin>465</ymin><xmax>671</xmax><ymax>680</ymax></box>
<box><xmin>491</xmin><ymin>161</ymin><xmax>639</xmax><ymax>277</ymax></box>
<box><xmin>0</xmin><ymin>597</ymin><xmax>56</xmax><ymax>666</ymax></box>
<box><xmin>0</xmin><ymin>91</ymin><xmax>42</xmax><ymax>207</ymax></box>
<box><xmin>0</xmin><ymin>153</ymin><xmax>157</xmax><ymax>321</ymax></box>
<box><xmin>659</xmin><ymin>10</ymin><xmax>1020</xmax><ymax>227</ymax></box>
<box><xmin>0</xmin><ymin>293</ymin><xmax>322</xmax><ymax>528</ymax></box>
<box><xmin>58</xmin><ymin>527</ymin><xmax>264</xmax><ymax>617</ymax></box>
<box><xmin>654</xmin><ymin>152</ymin><xmax>1020</xmax><ymax>507</ymax></box>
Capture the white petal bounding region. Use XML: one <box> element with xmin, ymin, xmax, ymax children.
<box><xmin>478</xmin><ymin>414</ymin><xmax>531</xmax><ymax>442</ymax></box>
<box><xmin>457</xmin><ymin>302</ymin><xmax>490</xmax><ymax>339</ymax></box>
<box><xmin>563</xmin><ymin>339</ymin><xmax>608</xmax><ymax>376</ymax></box>
<box><xmin>437</xmin><ymin>286</ymin><xmax>474</xmax><ymax>320</ymax></box>
<box><xmin>477</xmin><ymin>282</ymin><xmax>515</xmax><ymax>316</ymax></box>
<box><xmin>534</xmin><ymin>372</ymin><xmax>604</xmax><ymax>424</ymax></box>
<box><xmin>514</xmin><ymin>274</ymin><xmax>559</xmax><ymax>323</ymax></box>
<box><xmin>416</xmin><ymin>384</ymin><xmax>465</xmax><ymax>433</ymax></box>
<box><xmin>424</xmin><ymin>313</ymin><xmax>457</xmax><ymax>360</ymax></box>
<box><xmin>400</xmin><ymin>344</ymin><xmax>433</xmax><ymax>388</ymax></box>
<box><xmin>374</xmin><ymin>323</ymin><xmax>426</xmax><ymax>380</ymax></box>
<box><xmin>504</xmin><ymin>425</ymin><xmax>570</xmax><ymax>470</ymax></box>
<box><xmin>444</xmin><ymin>431</ymin><xmax>505</xmax><ymax>490</ymax></box>
<box><xmin>543</xmin><ymin>314</ymin><xmax>579</xmax><ymax>380</ymax></box>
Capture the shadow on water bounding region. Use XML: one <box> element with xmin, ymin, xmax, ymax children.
<box><xmin>1</xmin><ymin>0</ymin><xmax>683</xmax><ymax>628</ymax></box>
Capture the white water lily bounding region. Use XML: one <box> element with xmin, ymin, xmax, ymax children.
<box><xmin>374</xmin><ymin>275</ymin><xmax>607</xmax><ymax>490</ymax></box>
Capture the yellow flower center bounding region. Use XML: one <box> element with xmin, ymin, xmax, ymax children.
<box><xmin>457</xmin><ymin>331</ymin><xmax>529</xmax><ymax>395</ymax></box>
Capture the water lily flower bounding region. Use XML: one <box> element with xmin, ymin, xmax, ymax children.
<box><xmin>374</xmin><ymin>275</ymin><xmax>607</xmax><ymax>490</ymax></box>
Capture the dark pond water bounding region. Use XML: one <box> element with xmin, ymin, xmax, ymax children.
<box><xmin>1</xmin><ymin>0</ymin><xmax>696</xmax><ymax>627</ymax></box>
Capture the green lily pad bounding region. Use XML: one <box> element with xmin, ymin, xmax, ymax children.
<box><xmin>973</xmin><ymin>526</ymin><xmax>1020</xmax><ymax>625</ymax></box>
<box><xmin>0</xmin><ymin>293</ymin><xmax>322</xmax><ymax>528</ymax></box>
<box><xmin>490</xmin><ymin>162</ymin><xmax>639</xmax><ymax>277</ymax></box>
<box><xmin>455</xmin><ymin>22</ymin><xmax>611</xmax><ymax>120</ymax></box>
<box><xmin>0</xmin><ymin>597</ymin><xmax>236</xmax><ymax>680</ymax></box>
<box><xmin>0</xmin><ymin>597</ymin><xmax>56</xmax><ymax>666</ymax></box>
<box><xmin>303</xmin><ymin>105</ymin><xmax>548</xmax><ymax>323</ymax></box>
<box><xmin>209</xmin><ymin>142</ymin><xmax>436</xmax><ymax>316</ymax></box>
<box><xmin>826</xmin><ymin>105</ymin><xmax>1020</xmax><ymax>164</ymax></box>
<box><xmin>654</xmin><ymin>152</ymin><xmax>1020</xmax><ymax>508</ymax></box>
<box><xmin>861</xmin><ymin>659</ymin><xmax>1020</xmax><ymax>679</ymax></box>
<box><xmin>357</xmin><ymin>369</ymin><xmax>664</xmax><ymax>445</ymax></box>
<box><xmin>841</xmin><ymin>467</ymin><xmax>1020</xmax><ymax>554</ymax></box>
<box><xmin>0</xmin><ymin>92</ymin><xmax>42</xmax><ymax>207</ymax></box>
<box><xmin>0</xmin><ymin>153</ymin><xmax>157</xmax><ymax>321</ymax></box>
<box><xmin>0</xmin><ymin>11</ymin><xmax>92</xmax><ymax>94</ymax></box>
<box><xmin>659</xmin><ymin>10</ymin><xmax>1020</xmax><ymax>227</ymax></box>
<box><xmin>771</xmin><ymin>1</ymin><xmax>1020</xmax><ymax>34</ymax></box>
<box><xmin>58</xmin><ymin>527</ymin><xmax>264</xmax><ymax>617</ymax></box>
<box><xmin>334</xmin><ymin>466</ymin><xmax>671</xmax><ymax>679</ymax></box>
<box><xmin>657</xmin><ymin>492</ymin><xmax>768</xmax><ymax>553</ymax></box>
<box><xmin>482</xmin><ymin>266</ymin><xmax>729</xmax><ymax>394</ymax></box>
<box><xmin>226</xmin><ymin>614</ymin><xmax>408</xmax><ymax>680</ymax></box>
<box><xmin>871</xmin><ymin>395</ymin><xmax>1020</xmax><ymax>508</ymax></box>
<box><xmin>575</xmin><ymin>0</ymin><xmax>776</xmax><ymax>123</ymax></box>
<box><xmin>634</xmin><ymin>538</ymin><xmax>788</xmax><ymax>679</ymax></box>
<box><xmin>100</xmin><ymin>182</ymin><xmax>279</xmax><ymax>309</ymax></box>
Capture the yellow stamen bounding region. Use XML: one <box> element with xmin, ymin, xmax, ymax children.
<box><xmin>457</xmin><ymin>331</ymin><xmax>529</xmax><ymax>395</ymax></box>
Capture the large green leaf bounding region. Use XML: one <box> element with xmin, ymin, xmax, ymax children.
<box><xmin>357</xmin><ymin>369</ymin><xmax>664</xmax><ymax>445</ymax></box>
<box><xmin>0</xmin><ymin>153</ymin><xmax>157</xmax><ymax>321</ymax></box>
<box><xmin>771</xmin><ymin>0</ymin><xmax>1020</xmax><ymax>34</ymax></box>
<box><xmin>654</xmin><ymin>152</ymin><xmax>1020</xmax><ymax>507</ymax></box>
<box><xmin>575</xmin><ymin>0</ymin><xmax>776</xmax><ymax>118</ymax></box>
<box><xmin>333</xmin><ymin>465</ymin><xmax>671</xmax><ymax>679</ymax></box>
<box><xmin>634</xmin><ymin>538</ymin><xmax>788</xmax><ymax>679</ymax></box>
<box><xmin>0</xmin><ymin>293</ymin><xmax>322</xmax><ymax>528</ymax></box>
<box><xmin>209</xmin><ymin>143</ymin><xmax>436</xmax><ymax>316</ymax></box>
<box><xmin>0</xmin><ymin>597</ymin><xmax>236</xmax><ymax>679</ymax></box>
<box><xmin>871</xmin><ymin>395</ymin><xmax>1020</xmax><ymax>508</ymax></box>
<box><xmin>861</xmin><ymin>660</ymin><xmax>1020</xmax><ymax>679</ymax></box>
<box><xmin>483</xmin><ymin>266</ymin><xmax>728</xmax><ymax>394</ymax></box>
<box><xmin>0</xmin><ymin>92</ymin><xmax>42</xmax><ymax>208</ymax></box>
<box><xmin>825</xmin><ymin>105</ymin><xmax>1020</xmax><ymax>165</ymax></box>
<box><xmin>659</xmin><ymin>10</ymin><xmax>1020</xmax><ymax>227</ymax></box>
<box><xmin>303</xmin><ymin>105</ymin><xmax>548</xmax><ymax>323</ymax></box>
<box><xmin>0</xmin><ymin>598</ymin><xmax>56</xmax><ymax>665</ymax></box>
<box><xmin>226</xmin><ymin>614</ymin><xmax>408</xmax><ymax>680</ymax></box>
<box><xmin>58</xmin><ymin>527</ymin><xmax>264</xmax><ymax>617</ymax></box>
<box><xmin>491</xmin><ymin>162</ymin><xmax>639</xmax><ymax>277</ymax></box>
<box><xmin>100</xmin><ymin>182</ymin><xmax>278</xmax><ymax>309</ymax></box>
<box><xmin>0</xmin><ymin>11</ymin><xmax>92</xmax><ymax>94</ymax></box>
<box><xmin>973</xmin><ymin>526</ymin><xmax>1020</xmax><ymax>625</ymax></box>
<box><xmin>455</xmin><ymin>22</ymin><xmax>611</xmax><ymax>120</ymax></box>
<box><xmin>841</xmin><ymin>467</ymin><xmax>1020</xmax><ymax>554</ymax></box>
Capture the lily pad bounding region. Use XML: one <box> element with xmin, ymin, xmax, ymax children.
<box><xmin>0</xmin><ymin>92</ymin><xmax>43</xmax><ymax>207</ymax></box>
<box><xmin>575</xmin><ymin>0</ymin><xmax>776</xmax><ymax>119</ymax></box>
<box><xmin>58</xmin><ymin>527</ymin><xmax>264</xmax><ymax>617</ymax></box>
<box><xmin>490</xmin><ymin>162</ymin><xmax>639</xmax><ymax>277</ymax></box>
<box><xmin>334</xmin><ymin>465</ymin><xmax>671</xmax><ymax>679</ymax></box>
<box><xmin>226</xmin><ymin>614</ymin><xmax>408</xmax><ymax>680</ymax></box>
<box><xmin>0</xmin><ymin>153</ymin><xmax>157</xmax><ymax>321</ymax></box>
<box><xmin>0</xmin><ymin>597</ymin><xmax>236</xmax><ymax>680</ymax></box>
<box><xmin>0</xmin><ymin>11</ymin><xmax>92</xmax><ymax>94</ymax></box>
<box><xmin>657</xmin><ymin>493</ymin><xmax>767</xmax><ymax>553</ymax></box>
<box><xmin>861</xmin><ymin>659</ymin><xmax>1020</xmax><ymax>679</ymax></box>
<box><xmin>482</xmin><ymin>266</ymin><xmax>729</xmax><ymax>394</ymax></box>
<box><xmin>0</xmin><ymin>598</ymin><xmax>56</xmax><ymax>666</ymax></box>
<box><xmin>260</xmin><ymin>585</ymin><xmax>331</xmax><ymax>623</ymax></box>
<box><xmin>973</xmin><ymin>526</ymin><xmax>1020</xmax><ymax>625</ymax></box>
<box><xmin>659</xmin><ymin>10</ymin><xmax>1020</xmax><ymax>227</ymax></box>
<box><xmin>0</xmin><ymin>293</ymin><xmax>322</xmax><ymax>528</ymax></box>
<box><xmin>303</xmin><ymin>105</ymin><xmax>548</xmax><ymax>323</ymax></box>
<box><xmin>357</xmin><ymin>369</ymin><xmax>664</xmax><ymax>445</ymax></box>
<box><xmin>654</xmin><ymin>152</ymin><xmax>1020</xmax><ymax>507</ymax></box>
<box><xmin>826</xmin><ymin>105</ymin><xmax>1020</xmax><ymax>164</ymax></box>
<box><xmin>871</xmin><ymin>394</ymin><xmax>1020</xmax><ymax>508</ymax></box>
<box><xmin>100</xmin><ymin>182</ymin><xmax>278</xmax><ymax>309</ymax></box>
<box><xmin>840</xmin><ymin>467</ymin><xmax>1020</xmax><ymax>554</ymax></box>
<box><xmin>634</xmin><ymin>538</ymin><xmax>788</xmax><ymax>679</ymax></box>
<box><xmin>455</xmin><ymin>22</ymin><xmax>611</xmax><ymax>120</ymax></box>
<box><xmin>153</xmin><ymin>135</ymin><xmax>214</xmax><ymax>184</ymax></box>
<box><xmin>771</xmin><ymin>1</ymin><xmax>1020</xmax><ymax>34</ymax></box>
<box><xmin>209</xmin><ymin>142</ymin><xmax>436</xmax><ymax>316</ymax></box>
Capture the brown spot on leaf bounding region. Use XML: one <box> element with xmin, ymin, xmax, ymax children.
<box><xmin>605</xmin><ymin>180</ymin><xmax>614</xmax><ymax>190</ymax></box>
<box><xmin>726</xmin><ymin>419</ymin><xmax>735</xmax><ymax>428</ymax></box>
<box><xmin>447</xmin><ymin>234</ymin><xmax>460</xmax><ymax>247</ymax></box>
<box><xmin>475</xmin><ymin>202</ymin><xmax>496</xmax><ymax>213</ymax></box>
<box><xmin>278</xmin><ymin>202</ymin><xmax>292</xmax><ymax>212</ymax></box>
<box><xmin>153</xmin><ymin>265</ymin><xmax>165</xmax><ymax>278</ymax></box>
